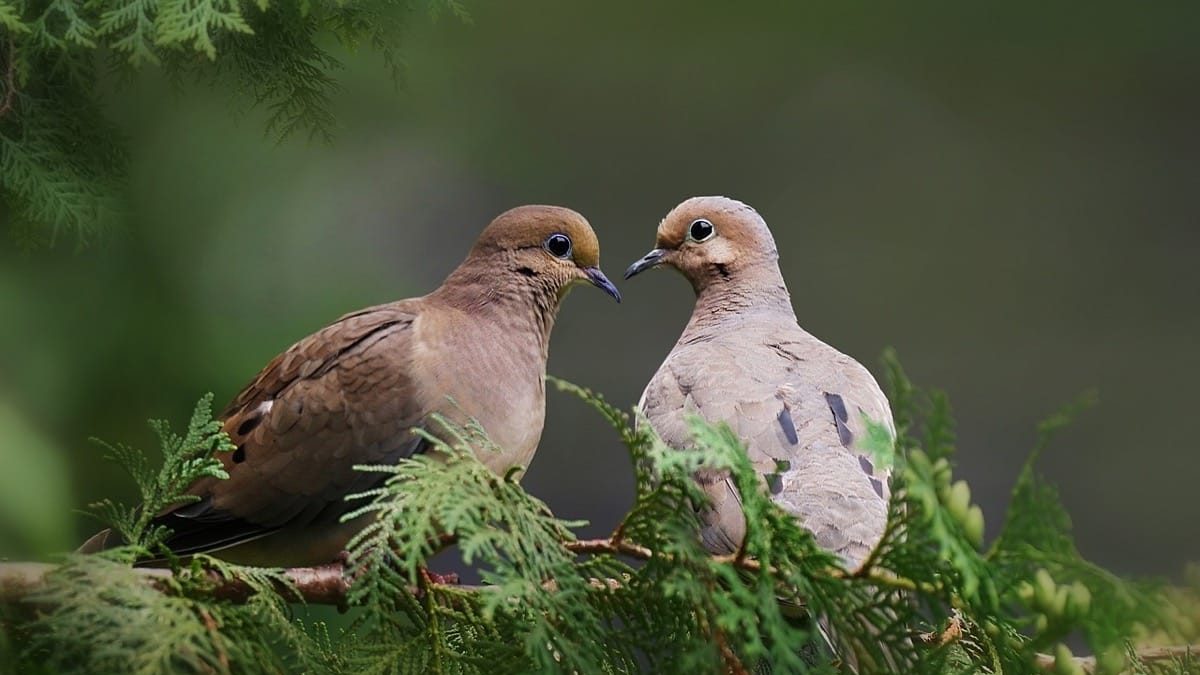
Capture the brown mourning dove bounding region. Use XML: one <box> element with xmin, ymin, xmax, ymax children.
<box><xmin>82</xmin><ymin>205</ymin><xmax>621</xmax><ymax>566</ymax></box>
<box><xmin>625</xmin><ymin>196</ymin><xmax>894</xmax><ymax>571</ymax></box>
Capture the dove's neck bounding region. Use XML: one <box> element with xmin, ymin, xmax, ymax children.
<box><xmin>684</xmin><ymin>261</ymin><xmax>796</xmax><ymax>334</ymax></box>
<box><xmin>432</xmin><ymin>262</ymin><xmax>561</xmax><ymax>359</ymax></box>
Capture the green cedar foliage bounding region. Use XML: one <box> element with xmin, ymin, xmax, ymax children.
<box><xmin>87</xmin><ymin>392</ymin><xmax>235</xmax><ymax>559</ymax></box>
<box><xmin>1</xmin><ymin>355</ymin><xmax>1194</xmax><ymax>674</ymax></box>
<box><xmin>0</xmin><ymin>0</ymin><xmax>461</xmax><ymax>247</ymax></box>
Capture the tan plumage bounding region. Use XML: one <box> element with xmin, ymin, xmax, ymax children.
<box><xmin>626</xmin><ymin>196</ymin><xmax>893</xmax><ymax>570</ymax></box>
<box><xmin>82</xmin><ymin>205</ymin><xmax>621</xmax><ymax>566</ymax></box>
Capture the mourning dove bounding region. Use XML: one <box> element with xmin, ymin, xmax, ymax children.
<box><xmin>625</xmin><ymin>196</ymin><xmax>894</xmax><ymax>571</ymax></box>
<box><xmin>82</xmin><ymin>205</ymin><xmax>621</xmax><ymax>566</ymax></box>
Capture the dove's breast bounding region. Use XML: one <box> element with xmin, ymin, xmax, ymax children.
<box><xmin>411</xmin><ymin>307</ymin><xmax>548</xmax><ymax>477</ymax></box>
<box><xmin>640</xmin><ymin>320</ymin><xmax>894</xmax><ymax>568</ymax></box>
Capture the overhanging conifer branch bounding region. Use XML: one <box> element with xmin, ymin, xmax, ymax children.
<box><xmin>1</xmin><ymin>1</ymin><xmax>467</xmax><ymax>245</ymax></box>
<box><xmin>0</xmin><ymin>37</ymin><xmax>15</xmax><ymax>121</ymax></box>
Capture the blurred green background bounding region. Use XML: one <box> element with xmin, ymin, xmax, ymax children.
<box><xmin>0</xmin><ymin>1</ymin><xmax>1197</xmax><ymax>578</ymax></box>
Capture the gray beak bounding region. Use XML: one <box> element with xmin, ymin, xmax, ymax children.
<box><xmin>624</xmin><ymin>249</ymin><xmax>667</xmax><ymax>280</ymax></box>
<box><xmin>584</xmin><ymin>267</ymin><xmax>622</xmax><ymax>303</ymax></box>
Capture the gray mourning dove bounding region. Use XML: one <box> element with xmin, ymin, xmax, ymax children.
<box><xmin>625</xmin><ymin>196</ymin><xmax>894</xmax><ymax>571</ymax></box>
<box><xmin>82</xmin><ymin>205</ymin><xmax>621</xmax><ymax>566</ymax></box>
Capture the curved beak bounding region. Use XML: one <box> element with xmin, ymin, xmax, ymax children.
<box><xmin>624</xmin><ymin>248</ymin><xmax>667</xmax><ymax>280</ymax></box>
<box><xmin>584</xmin><ymin>267</ymin><xmax>622</xmax><ymax>303</ymax></box>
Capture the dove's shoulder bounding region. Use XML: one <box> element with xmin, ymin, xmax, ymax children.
<box><xmin>221</xmin><ymin>300</ymin><xmax>422</xmax><ymax>418</ymax></box>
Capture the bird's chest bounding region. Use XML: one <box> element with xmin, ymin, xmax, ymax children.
<box><xmin>649</xmin><ymin>338</ymin><xmax>825</xmax><ymax>450</ymax></box>
<box><xmin>420</xmin><ymin>328</ymin><xmax>547</xmax><ymax>475</ymax></box>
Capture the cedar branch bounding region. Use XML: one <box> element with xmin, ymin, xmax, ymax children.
<box><xmin>0</xmin><ymin>37</ymin><xmax>15</xmax><ymax>120</ymax></box>
<box><xmin>0</xmin><ymin>560</ymin><xmax>1194</xmax><ymax>673</ymax></box>
<box><xmin>0</xmin><ymin>561</ymin><xmax>351</xmax><ymax>606</ymax></box>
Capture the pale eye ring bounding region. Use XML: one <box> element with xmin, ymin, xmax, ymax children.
<box><xmin>544</xmin><ymin>233</ymin><xmax>573</xmax><ymax>258</ymax></box>
<box><xmin>688</xmin><ymin>218</ymin><xmax>716</xmax><ymax>242</ymax></box>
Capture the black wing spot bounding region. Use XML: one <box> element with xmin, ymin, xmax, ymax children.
<box><xmin>869</xmin><ymin>476</ymin><xmax>885</xmax><ymax>499</ymax></box>
<box><xmin>858</xmin><ymin>455</ymin><xmax>874</xmax><ymax>476</ymax></box>
<box><xmin>836</xmin><ymin>419</ymin><xmax>853</xmax><ymax>447</ymax></box>
<box><xmin>232</xmin><ymin>445</ymin><xmax>246</xmax><ymax>463</ymax></box>
<box><xmin>777</xmin><ymin>406</ymin><xmax>799</xmax><ymax>445</ymax></box>
<box><xmin>824</xmin><ymin>392</ymin><xmax>854</xmax><ymax>447</ymax></box>
<box><xmin>765</xmin><ymin>472</ymin><xmax>784</xmax><ymax>495</ymax></box>
<box><xmin>236</xmin><ymin>415</ymin><xmax>261</xmax><ymax>437</ymax></box>
<box><xmin>824</xmin><ymin>392</ymin><xmax>849</xmax><ymax>422</ymax></box>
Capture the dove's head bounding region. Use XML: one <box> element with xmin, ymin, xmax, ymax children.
<box><xmin>456</xmin><ymin>204</ymin><xmax>621</xmax><ymax>304</ymax></box>
<box><xmin>624</xmin><ymin>196</ymin><xmax>779</xmax><ymax>292</ymax></box>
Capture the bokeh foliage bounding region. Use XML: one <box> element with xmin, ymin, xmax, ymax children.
<box><xmin>0</xmin><ymin>401</ymin><xmax>72</xmax><ymax>555</ymax></box>
<box><xmin>1</xmin><ymin>359</ymin><xmax>1194</xmax><ymax>674</ymax></box>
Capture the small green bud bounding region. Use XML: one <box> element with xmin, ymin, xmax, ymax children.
<box><xmin>1034</xmin><ymin>613</ymin><xmax>1049</xmax><ymax>633</ymax></box>
<box><xmin>1017</xmin><ymin>581</ymin><xmax>1035</xmax><ymax>604</ymax></box>
<box><xmin>946</xmin><ymin>480</ymin><xmax>971</xmax><ymax>521</ymax></box>
<box><xmin>919</xmin><ymin>489</ymin><xmax>938</xmax><ymax>516</ymax></box>
<box><xmin>932</xmin><ymin>458</ymin><xmax>952</xmax><ymax>485</ymax></box>
<box><xmin>1095</xmin><ymin>646</ymin><xmax>1127</xmax><ymax>675</ymax></box>
<box><xmin>1053</xmin><ymin>585</ymin><xmax>1070</xmax><ymax>618</ymax></box>
<box><xmin>1067</xmin><ymin>582</ymin><xmax>1091</xmax><ymax>617</ymax></box>
<box><xmin>963</xmin><ymin>505</ymin><xmax>984</xmax><ymax>547</ymax></box>
<box><xmin>962</xmin><ymin>572</ymin><xmax>980</xmax><ymax>600</ymax></box>
<box><xmin>1035</xmin><ymin>569</ymin><xmax>1057</xmax><ymax>611</ymax></box>
<box><xmin>910</xmin><ymin>449</ymin><xmax>930</xmax><ymax>470</ymax></box>
<box><xmin>1054</xmin><ymin>643</ymin><xmax>1083</xmax><ymax>675</ymax></box>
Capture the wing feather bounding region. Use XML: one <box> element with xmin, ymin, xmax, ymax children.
<box><xmin>151</xmin><ymin>302</ymin><xmax>427</xmax><ymax>556</ymax></box>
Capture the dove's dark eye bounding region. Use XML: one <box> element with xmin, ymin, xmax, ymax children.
<box><xmin>545</xmin><ymin>233</ymin><xmax>573</xmax><ymax>259</ymax></box>
<box><xmin>689</xmin><ymin>219</ymin><xmax>716</xmax><ymax>242</ymax></box>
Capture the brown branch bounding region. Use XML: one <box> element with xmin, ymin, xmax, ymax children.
<box><xmin>564</xmin><ymin>536</ymin><xmax>775</xmax><ymax>576</ymax></box>
<box><xmin>714</xmin><ymin>627</ymin><xmax>750</xmax><ymax>675</ymax></box>
<box><xmin>197</xmin><ymin>607</ymin><xmax>229</xmax><ymax>672</ymax></box>
<box><xmin>0</xmin><ymin>561</ymin><xmax>352</xmax><ymax>606</ymax></box>
<box><xmin>563</xmin><ymin>536</ymin><xmax>931</xmax><ymax>597</ymax></box>
<box><xmin>0</xmin><ymin>560</ymin><xmax>607</xmax><ymax>607</ymax></box>
<box><xmin>0</xmin><ymin>36</ymin><xmax>16</xmax><ymax>121</ymax></box>
<box><xmin>917</xmin><ymin>610</ymin><xmax>964</xmax><ymax>647</ymax></box>
<box><xmin>563</xmin><ymin>537</ymin><xmax>655</xmax><ymax>561</ymax></box>
<box><xmin>0</xmin><ymin>536</ymin><xmax>888</xmax><ymax>608</ymax></box>
<box><xmin>697</xmin><ymin>611</ymin><xmax>749</xmax><ymax>675</ymax></box>
<box><xmin>0</xmin><ymin>539</ymin><xmax>769</xmax><ymax>607</ymax></box>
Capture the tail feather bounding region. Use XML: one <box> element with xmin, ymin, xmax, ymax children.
<box><xmin>76</xmin><ymin>528</ymin><xmax>121</xmax><ymax>554</ymax></box>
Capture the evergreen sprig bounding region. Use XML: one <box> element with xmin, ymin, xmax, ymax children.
<box><xmin>87</xmin><ymin>392</ymin><xmax>234</xmax><ymax>558</ymax></box>
<box><xmin>0</xmin><ymin>358</ymin><xmax>1193</xmax><ymax>674</ymax></box>
<box><xmin>340</xmin><ymin>414</ymin><xmax>634</xmax><ymax>673</ymax></box>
